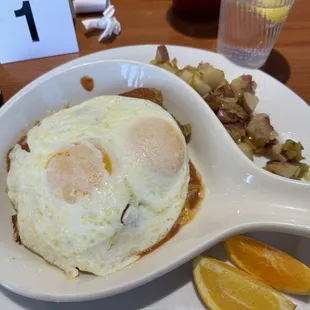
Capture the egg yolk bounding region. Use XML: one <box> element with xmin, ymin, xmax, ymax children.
<box><xmin>46</xmin><ymin>143</ymin><xmax>110</xmax><ymax>204</ymax></box>
<box><xmin>129</xmin><ymin>118</ymin><xmax>185</xmax><ymax>175</ymax></box>
<box><xmin>102</xmin><ymin>152</ymin><xmax>112</xmax><ymax>175</ymax></box>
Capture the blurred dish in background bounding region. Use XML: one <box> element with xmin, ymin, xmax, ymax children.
<box><xmin>172</xmin><ymin>0</ymin><xmax>221</xmax><ymax>21</ymax></box>
<box><xmin>73</xmin><ymin>0</ymin><xmax>108</xmax><ymax>14</ymax></box>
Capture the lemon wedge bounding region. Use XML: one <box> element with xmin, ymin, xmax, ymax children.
<box><xmin>254</xmin><ymin>0</ymin><xmax>290</xmax><ymax>23</ymax></box>
<box><xmin>192</xmin><ymin>256</ymin><xmax>296</xmax><ymax>310</ymax></box>
<box><xmin>257</xmin><ymin>0</ymin><xmax>282</xmax><ymax>5</ymax></box>
<box><xmin>255</xmin><ymin>5</ymin><xmax>290</xmax><ymax>23</ymax></box>
<box><xmin>224</xmin><ymin>235</ymin><xmax>310</xmax><ymax>295</ymax></box>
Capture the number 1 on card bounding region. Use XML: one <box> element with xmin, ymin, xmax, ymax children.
<box><xmin>0</xmin><ymin>0</ymin><xmax>79</xmax><ymax>64</ymax></box>
<box><xmin>15</xmin><ymin>1</ymin><xmax>40</xmax><ymax>42</ymax></box>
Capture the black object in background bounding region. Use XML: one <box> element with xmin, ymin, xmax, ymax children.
<box><xmin>0</xmin><ymin>89</ymin><xmax>3</xmax><ymax>105</ymax></box>
<box><xmin>172</xmin><ymin>0</ymin><xmax>221</xmax><ymax>21</ymax></box>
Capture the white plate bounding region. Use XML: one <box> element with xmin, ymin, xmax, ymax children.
<box><xmin>1</xmin><ymin>233</ymin><xmax>310</xmax><ymax>309</ymax></box>
<box><xmin>1</xmin><ymin>45</ymin><xmax>310</xmax><ymax>305</ymax></box>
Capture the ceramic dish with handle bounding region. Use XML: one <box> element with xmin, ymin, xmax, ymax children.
<box><xmin>0</xmin><ymin>56</ymin><xmax>309</xmax><ymax>303</ymax></box>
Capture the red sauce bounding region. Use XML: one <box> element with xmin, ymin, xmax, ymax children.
<box><xmin>6</xmin><ymin>147</ymin><xmax>13</xmax><ymax>173</ymax></box>
<box><xmin>141</xmin><ymin>160</ymin><xmax>204</xmax><ymax>256</ymax></box>
<box><xmin>6</xmin><ymin>120</ymin><xmax>49</xmax><ymax>172</ymax></box>
<box><xmin>80</xmin><ymin>76</ymin><xmax>94</xmax><ymax>92</ymax></box>
<box><xmin>17</xmin><ymin>135</ymin><xmax>30</xmax><ymax>152</ymax></box>
<box><xmin>6</xmin><ymin>135</ymin><xmax>31</xmax><ymax>172</ymax></box>
<box><xmin>11</xmin><ymin>214</ymin><xmax>21</xmax><ymax>244</ymax></box>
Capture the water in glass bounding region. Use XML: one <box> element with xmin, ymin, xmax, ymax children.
<box><xmin>217</xmin><ymin>0</ymin><xmax>295</xmax><ymax>68</ymax></box>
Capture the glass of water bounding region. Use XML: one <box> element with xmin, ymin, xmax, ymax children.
<box><xmin>217</xmin><ymin>0</ymin><xmax>295</xmax><ymax>68</ymax></box>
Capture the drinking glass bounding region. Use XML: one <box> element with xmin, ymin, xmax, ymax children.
<box><xmin>217</xmin><ymin>0</ymin><xmax>295</xmax><ymax>68</ymax></box>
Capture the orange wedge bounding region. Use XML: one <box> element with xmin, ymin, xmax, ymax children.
<box><xmin>192</xmin><ymin>256</ymin><xmax>295</xmax><ymax>310</ymax></box>
<box><xmin>224</xmin><ymin>235</ymin><xmax>310</xmax><ymax>295</ymax></box>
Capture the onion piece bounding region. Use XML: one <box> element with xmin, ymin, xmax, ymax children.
<box><xmin>220</xmin><ymin>101</ymin><xmax>249</xmax><ymax>122</ymax></box>
<box><xmin>299</xmin><ymin>163</ymin><xmax>310</xmax><ymax>178</ymax></box>
<box><xmin>173</xmin><ymin>118</ymin><xmax>192</xmax><ymax>143</ymax></box>
<box><xmin>218</xmin><ymin>97</ymin><xmax>239</xmax><ymax>105</ymax></box>
<box><xmin>206</xmin><ymin>99</ymin><xmax>221</xmax><ymax>112</ymax></box>
<box><xmin>216</xmin><ymin>80</ymin><xmax>235</xmax><ymax>98</ymax></box>
<box><xmin>270</xmin><ymin>139</ymin><xmax>304</xmax><ymax>162</ymax></box>
<box><xmin>180</xmin><ymin>123</ymin><xmax>192</xmax><ymax>143</ymax></box>
<box><xmin>217</xmin><ymin>109</ymin><xmax>240</xmax><ymax>124</ymax></box>
<box><xmin>197</xmin><ymin>62</ymin><xmax>212</xmax><ymax>70</ymax></box>
<box><xmin>281</xmin><ymin>139</ymin><xmax>304</xmax><ymax>162</ymax></box>
<box><xmin>156</xmin><ymin>61</ymin><xmax>179</xmax><ymax>74</ymax></box>
<box><xmin>155</xmin><ymin>45</ymin><xmax>170</xmax><ymax>62</ymax></box>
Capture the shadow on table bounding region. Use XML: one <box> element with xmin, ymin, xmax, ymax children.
<box><xmin>261</xmin><ymin>49</ymin><xmax>291</xmax><ymax>84</ymax></box>
<box><xmin>1</xmin><ymin>263</ymin><xmax>191</xmax><ymax>310</ymax></box>
<box><xmin>166</xmin><ymin>6</ymin><xmax>218</xmax><ymax>39</ymax></box>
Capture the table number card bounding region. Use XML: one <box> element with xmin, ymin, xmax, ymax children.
<box><xmin>0</xmin><ymin>0</ymin><xmax>79</xmax><ymax>64</ymax></box>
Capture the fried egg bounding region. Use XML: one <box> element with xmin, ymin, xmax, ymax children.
<box><xmin>7</xmin><ymin>96</ymin><xmax>190</xmax><ymax>278</ymax></box>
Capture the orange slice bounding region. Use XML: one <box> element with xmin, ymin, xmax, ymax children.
<box><xmin>192</xmin><ymin>256</ymin><xmax>296</xmax><ymax>310</ymax></box>
<box><xmin>224</xmin><ymin>235</ymin><xmax>310</xmax><ymax>295</ymax></box>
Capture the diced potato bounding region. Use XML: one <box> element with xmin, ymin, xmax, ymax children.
<box><xmin>197</xmin><ymin>65</ymin><xmax>225</xmax><ymax>90</ymax></box>
<box><xmin>178</xmin><ymin>68</ymin><xmax>194</xmax><ymax>84</ymax></box>
<box><xmin>238</xmin><ymin>142</ymin><xmax>254</xmax><ymax>160</ymax></box>
<box><xmin>230</xmin><ymin>75</ymin><xmax>256</xmax><ymax>97</ymax></box>
<box><xmin>270</xmin><ymin>143</ymin><xmax>287</xmax><ymax>162</ymax></box>
<box><xmin>242</xmin><ymin>92</ymin><xmax>259</xmax><ymax>114</ymax></box>
<box><xmin>265</xmin><ymin>161</ymin><xmax>301</xmax><ymax>178</ymax></box>
<box><xmin>225</xmin><ymin>124</ymin><xmax>246</xmax><ymax>143</ymax></box>
<box><xmin>192</xmin><ymin>73</ymin><xmax>211</xmax><ymax>97</ymax></box>
<box><xmin>246</xmin><ymin>114</ymin><xmax>277</xmax><ymax>147</ymax></box>
<box><xmin>150</xmin><ymin>45</ymin><xmax>309</xmax><ymax>182</ymax></box>
<box><xmin>305</xmin><ymin>170</ymin><xmax>310</xmax><ymax>181</ymax></box>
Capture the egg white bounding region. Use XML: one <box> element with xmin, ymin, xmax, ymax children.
<box><xmin>7</xmin><ymin>95</ymin><xmax>190</xmax><ymax>278</ymax></box>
